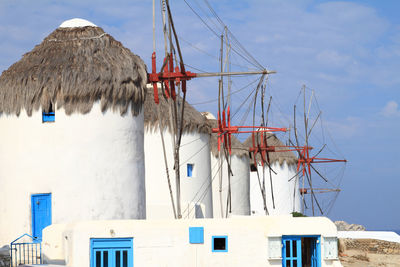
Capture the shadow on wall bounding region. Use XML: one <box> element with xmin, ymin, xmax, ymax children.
<box><xmin>42</xmin><ymin>254</ymin><xmax>66</xmax><ymax>265</ymax></box>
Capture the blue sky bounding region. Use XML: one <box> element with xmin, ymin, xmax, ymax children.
<box><xmin>1</xmin><ymin>0</ymin><xmax>399</xmax><ymax>230</ymax></box>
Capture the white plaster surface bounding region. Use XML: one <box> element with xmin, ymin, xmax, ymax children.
<box><xmin>0</xmin><ymin>103</ymin><xmax>146</xmax><ymax>246</ymax></box>
<box><xmin>211</xmin><ymin>154</ymin><xmax>250</xmax><ymax>218</ymax></box>
<box><xmin>144</xmin><ymin>130</ymin><xmax>213</xmax><ymax>219</ymax></box>
<box><xmin>42</xmin><ymin>216</ymin><xmax>343</xmax><ymax>267</ymax></box>
<box><xmin>59</xmin><ymin>18</ymin><xmax>97</xmax><ymax>28</ymax></box>
<box><xmin>338</xmin><ymin>231</ymin><xmax>400</xmax><ymax>243</ymax></box>
<box><xmin>250</xmin><ymin>162</ymin><xmax>301</xmax><ymax>215</ymax></box>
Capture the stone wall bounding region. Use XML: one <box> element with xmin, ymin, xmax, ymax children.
<box><xmin>339</xmin><ymin>238</ymin><xmax>400</xmax><ymax>255</ymax></box>
<box><xmin>335</xmin><ymin>221</ymin><xmax>366</xmax><ymax>231</ymax></box>
<box><xmin>0</xmin><ymin>245</ymin><xmax>10</xmax><ymax>267</ymax></box>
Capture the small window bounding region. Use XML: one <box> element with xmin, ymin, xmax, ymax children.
<box><xmin>91</xmin><ymin>238</ymin><xmax>133</xmax><ymax>267</ymax></box>
<box><xmin>250</xmin><ymin>163</ymin><xmax>257</xmax><ymax>172</ymax></box>
<box><xmin>187</xmin><ymin>163</ymin><xmax>194</xmax><ymax>177</ymax></box>
<box><xmin>212</xmin><ymin>236</ymin><xmax>228</xmax><ymax>252</ymax></box>
<box><xmin>42</xmin><ymin>103</ymin><xmax>55</xmax><ymax>123</ymax></box>
<box><xmin>189</xmin><ymin>227</ymin><xmax>204</xmax><ymax>244</ymax></box>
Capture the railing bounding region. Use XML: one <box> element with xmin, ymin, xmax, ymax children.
<box><xmin>10</xmin><ymin>234</ymin><xmax>42</xmax><ymax>267</ymax></box>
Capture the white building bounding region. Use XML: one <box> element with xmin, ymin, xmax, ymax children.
<box><xmin>203</xmin><ymin>113</ymin><xmax>250</xmax><ymax>218</ymax></box>
<box><xmin>41</xmin><ymin>216</ymin><xmax>343</xmax><ymax>267</ymax></box>
<box><xmin>0</xmin><ymin>19</ymin><xmax>147</xmax><ymax>246</ymax></box>
<box><xmin>244</xmin><ymin>134</ymin><xmax>301</xmax><ymax>216</ymax></box>
<box><xmin>144</xmin><ymin>88</ymin><xmax>213</xmax><ymax>219</ymax></box>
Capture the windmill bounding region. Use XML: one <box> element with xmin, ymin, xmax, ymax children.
<box><xmin>148</xmin><ymin>0</ymin><xmax>281</xmax><ymax>219</ymax></box>
<box><xmin>290</xmin><ymin>85</ymin><xmax>347</xmax><ymax>216</ymax></box>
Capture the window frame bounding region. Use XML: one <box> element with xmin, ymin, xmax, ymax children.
<box><xmin>90</xmin><ymin>238</ymin><xmax>133</xmax><ymax>267</ymax></box>
<box><xmin>212</xmin><ymin>235</ymin><xmax>228</xmax><ymax>252</ymax></box>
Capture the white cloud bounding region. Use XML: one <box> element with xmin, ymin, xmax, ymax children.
<box><xmin>316</xmin><ymin>50</ymin><xmax>351</xmax><ymax>67</ymax></box>
<box><xmin>381</xmin><ymin>101</ymin><xmax>400</xmax><ymax>117</ymax></box>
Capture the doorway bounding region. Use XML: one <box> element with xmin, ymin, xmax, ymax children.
<box><xmin>282</xmin><ymin>235</ymin><xmax>320</xmax><ymax>267</ymax></box>
<box><xmin>31</xmin><ymin>193</ymin><xmax>52</xmax><ymax>241</ymax></box>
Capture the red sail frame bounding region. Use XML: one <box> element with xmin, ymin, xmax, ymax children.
<box><xmin>248</xmin><ymin>133</ymin><xmax>347</xmax><ymax>175</ymax></box>
<box><xmin>212</xmin><ymin>106</ymin><xmax>287</xmax><ymax>155</ymax></box>
<box><xmin>148</xmin><ymin>52</ymin><xmax>196</xmax><ymax>104</ymax></box>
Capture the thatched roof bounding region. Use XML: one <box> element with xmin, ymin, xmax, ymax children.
<box><xmin>0</xmin><ymin>21</ymin><xmax>147</xmax><ymax>116</ymax></box>
<box><xmin>206</xmin><ymin>118</ymin><xmax>249</xmax><ymax>158</ymax></box>
<box><xmin>243</xmin><ymin>133</ymin><xmax>297</xmax><ymax>165</ymax></box>
<box><xmin>144</xmin><ymin>88</ymin><xmax>210</xmax><ymax>134</ymax></box>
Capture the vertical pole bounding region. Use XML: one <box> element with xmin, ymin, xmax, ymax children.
<box><xmin>160</xmin><ymin>0</ymin><xmax>179</xmax><ymax>219</ymax></box>
<box><xmin>220</xmin><ymin>34</ymin><xmax>224</xmax><ymax>108</ymax></box>
<box><xmin>165</xmin><ymin>0</ymin><xmax>181</xmax><ymax>219</ymax></box>
<box><xmin>218</xmin><ymin>151</ymin><xmax>224</xmax><ymax>217</ymax></box>
<box><xmin>153</xmin><ymin>0</ymin><xmax>156</xmax><ymax>53</ymax></box>
<box><xmin>224</xmin><ymin>26</ymin><xmax>231</xmax><ymax>108</ymax></box>
<box><xmin>157</xmin><ymin>105</ymin><xmax>177</xmax><ymax>218</ymax></box>
<box><xmin>303</xmin><ymin>85</ymin><xmax>314</xmax><ymax>215</ymax></box>
<box><xmin>160</xmin><ymin>0</ymin><xmax>168</xmax><ymax>56</ymax></box>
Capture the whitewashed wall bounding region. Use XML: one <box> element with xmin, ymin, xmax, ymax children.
<box><xmin>250</xmin><ymin>162</ymin><xmax>301</xmax><ymax>215</ymax></box>
<box><xmin>145</xmin><ymin>130</ymin><xmax>213</xmax><ymax>219</ymax></box>
<box><xmin>42</xmin><ymin>216</ymin><xmax>343</xmax><ymax>267</ymax></box>
<box><xmin>211</xmin><ymin>154</ymin><xmax>250</xmax><ymax>218</ymax></box>
<box><xmin>0</xmin><ymin>103</ymin><xmax>146</xmax><ymax>246</ymax></box>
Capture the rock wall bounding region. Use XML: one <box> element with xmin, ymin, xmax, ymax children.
<box><xmin>335</xmin><ymin>220</ymin><xmax>366</xmax><ymax>231</ymax></box>
<box><xmin>0</xmin><ymin>245</ymin><xmax>10</xmax><ymax>267</ymax></box>
<box><xmin>339</xmin><ymin>238</ymin><xmax>400</xmax><ymax>255</ymax></box>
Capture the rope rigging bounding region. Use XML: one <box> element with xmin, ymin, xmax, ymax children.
<box><xmin>149</xmin><ymin>0</ymin><xmax>347</xmax><ymax>219</ymax></box>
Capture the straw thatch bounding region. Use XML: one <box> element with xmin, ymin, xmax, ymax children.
<box><xmin>144</xmin><ymin>88</ymin><xmax>210</xmax><ymax>134</ymax></box>
<box><xmin>207</xmin><ymin>118</ymin><xmax>249</xmax><ymax>158</ymax></box>
<box><xmin>0</xmin><ymin>26</ymin><xmax>147</xmax><ymax>116</ymax></box>
<box><xmin>243</xmin><ymin>133</ymin><xmax>297</xmax><ymax>166</ymax></box>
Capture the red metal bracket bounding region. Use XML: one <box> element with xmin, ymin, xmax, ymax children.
<box><xmin>212</xmin><ymin>106</ymin><xmax>287</xmax><ymax>155</ymax></box>
<box><xmin>247</xmin><ymin>132</ymin><xmax>346</xmax><ymax>175</ymax></box>
<box><xmin>297</xmin><ymin>147</ymin><xmax>347</xmax><ymax>176</ymax></box>
<box><xmin>148</xmin><ymin>52</ymin><xmax>196</xmax><ymax>104</ymax></box>
<box><xmin>248</xmin><ymin>132</ymin><xmax>305</xmax><ymax>167</ymax></box>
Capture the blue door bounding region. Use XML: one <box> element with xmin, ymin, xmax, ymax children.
<box><xmin>282</xmin><ymin>236</ymin><xmax>301</xmax><ymax>267</ymax></box>
<box><xmin>31</xmin><ymin>193</ymin><xmax>52</xmax><ymax>240</ymax></box>
<box><xmin>310</xmin><ymin>237</ymin><xmax>321</xmax><ymax>267</ymax></box>
<box><xmin>91</xmin><ymin>238</ymin><xmax>133</xmax><ymax>267</ymax></box>
<box><xmin>282</xmin><ymin>236</ymin><xmax>321</xmax><ymax>267</ymax></box>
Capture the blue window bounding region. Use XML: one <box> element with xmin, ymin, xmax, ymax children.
<box><xmin>42</xmin><ymin>103</ymin><xmax>55</xmax><ymax>123</ymax></box>
<box><xmin>90</xmin><ymin>238</ymin><xmax>133</xmax><ymax>267</ymax></box>
<box><xmin>282</xmin><ymin>236</ymin><xmax>321</xmax><ymax>267</ymax></box>
<box><xmin>187</xmin><ymin>164</ymin><xmax>194</xmax><ymax>177</ymax></box>
<box><xmin>31</xmin><ymin>193</ymin><xmax>52</xmax><ymax>241</ymax></box>
<box><xmin>42</xmin><ymin>112</ymin><xmax>55</xmax><ymax>122</ymax></box>
<box><xmin>212</xmin><ymin>236</ymin><xmax>228</xmax><ymax>252</ymax></box>
<box><xmin>189</xmin><ymin>227</ymin><xmax>204</xmax><ymax>244</ymax></box>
